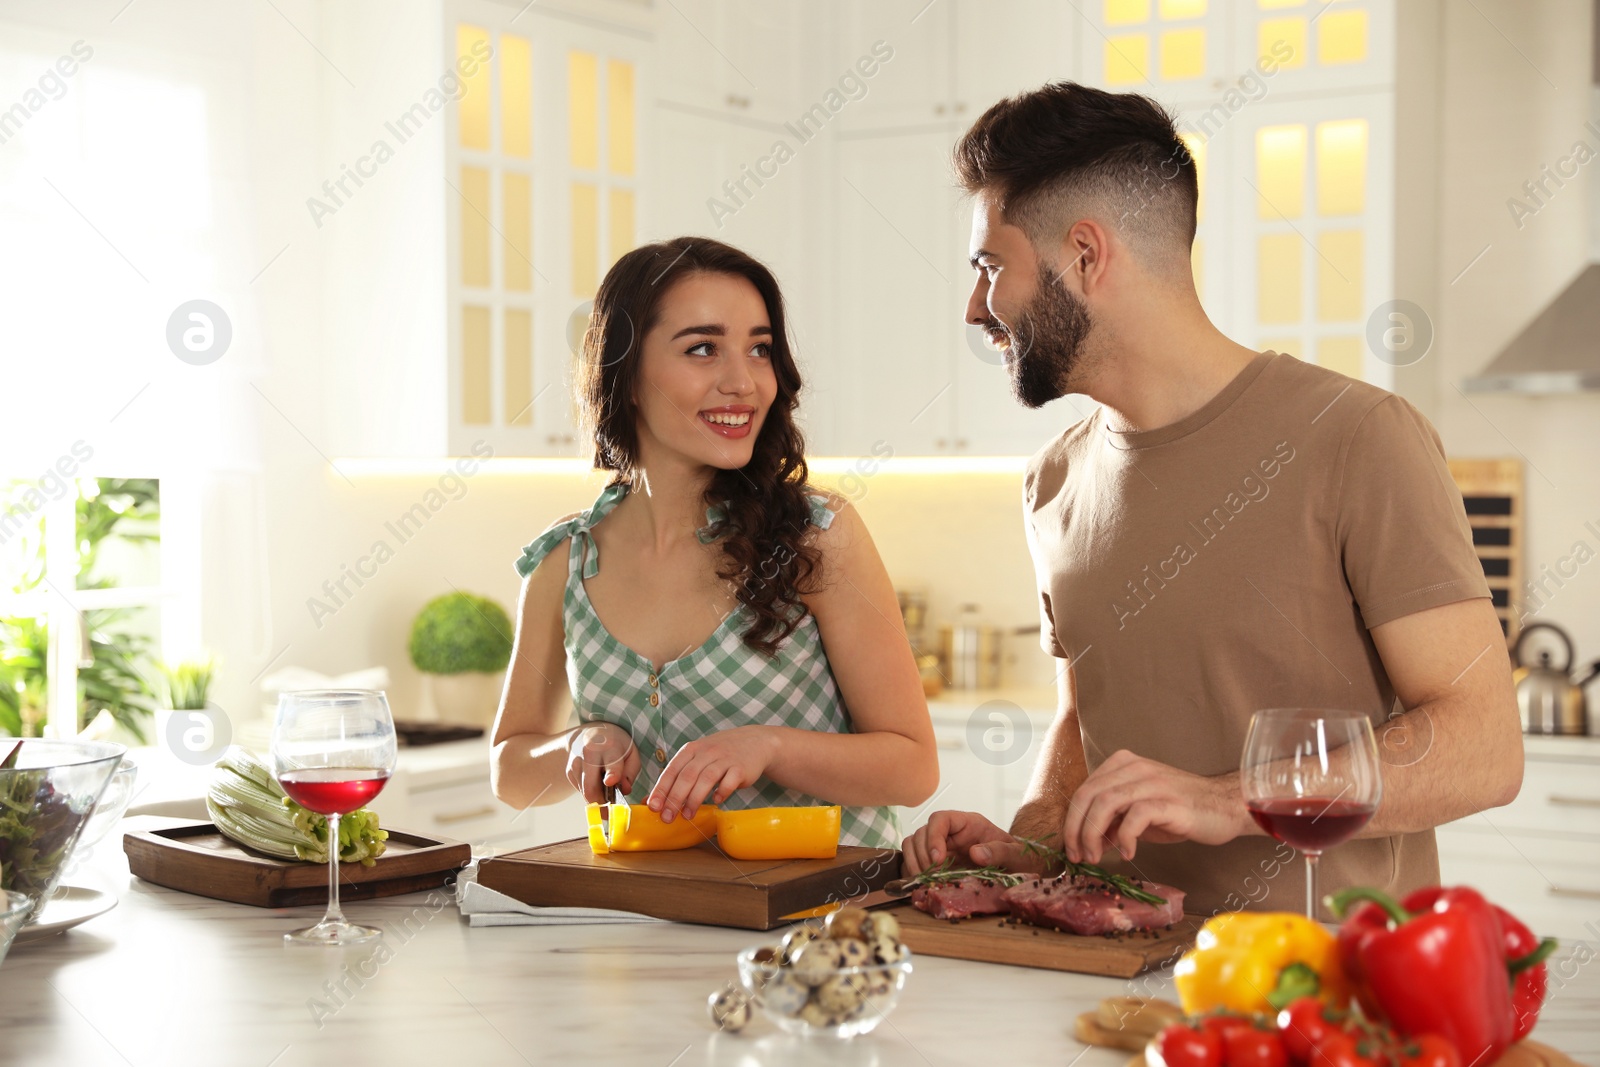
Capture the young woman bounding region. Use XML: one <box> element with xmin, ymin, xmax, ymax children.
<box><xmin>490</xmin><ymin>237</ymin><xmax>937</xmax><ymax>849</ymax></box>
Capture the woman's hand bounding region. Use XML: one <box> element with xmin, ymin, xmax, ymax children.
<box><xmin>646</xmin><ymin>726</ymin><xmax>779</xmax><ymax>822</ymax></box>
<box><xmin>564</xmin><ymin>722</ymin><xmax>640</xmax><ymax>803</ymax></box>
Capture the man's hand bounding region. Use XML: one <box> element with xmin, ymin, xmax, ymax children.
<box><xmin>901</xmin><ymin>810</ymin><xmax>1055</xmax><ymax>877</ymax></box>
<box><xmin>1062</xmin><ymin>749</ymin><xmax>1250</xmax><ymax>863</ymax></box>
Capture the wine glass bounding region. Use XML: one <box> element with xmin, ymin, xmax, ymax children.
<box><xmin>271</xmin><ymin>689</ymin><xmax>397</xmax><ymax>945</ymax></box>
<box><xmin>1240</xmin><ymin>709</ymin><xmax>1382</xmax><ymax>920</ymax></box>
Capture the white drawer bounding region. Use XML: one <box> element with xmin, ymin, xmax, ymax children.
<box><xmin>1483</xmin><ymin>757</ymin><xmax>1600</xmax><ymax>836</ymax></box>
<box><xmin>405</xmin><ymin>779</ymin><xmax>521</xmax><ymax>841</ymax></box>
<box><xmin>1437</xmin><ymin>826</ymin><xmax>1600</xmax><ymax>941</ymax></box>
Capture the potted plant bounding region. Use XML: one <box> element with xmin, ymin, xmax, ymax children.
<box><xmin>408</xmin><ymin>592</ymin><xmax>513</xmax><ymax>726</ymax></box>
<box><xmin>152</xmin><ymin>658</ymin><xmax>216</xmax><ymax>755</ymax></box>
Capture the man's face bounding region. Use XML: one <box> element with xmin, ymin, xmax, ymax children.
<box><xmin>965</xmin><ymin>193</ymin><xmax>1095</xmax><ymax>409</ymax></box>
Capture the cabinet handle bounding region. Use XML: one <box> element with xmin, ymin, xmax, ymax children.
<box><xmin>936</xmin><ymin>738</ymin><xmax>965</xmax><ymax>750</ymax></box>
<box><xmin>435</xmin><ymin>805</ymin><xmax>496</xmax><ymax>825</ymax></box>
<box><xmin>1548</xmin><ymin>884</ymin><xmax>1600</xmax><ymax>900</ymax></box>
<box><xmin>1548</xmin><ymin>795</ymin><xmax>1600</xmax><ymax>808</ymax></box>
<box><xmin>955</xmin><ymin>438</ymin><xmax>968</xmax><ymax>449</ymax></box>
<box><xmin>934</xmin><ymin>438</ymin><xmax>948</xmax><ymax>449</ymax></box>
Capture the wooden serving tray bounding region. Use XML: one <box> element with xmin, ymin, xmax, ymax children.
<box><xmin>884</xmin><ymin>900</ymin><xmax>1203</xmax><ymax>978</ymax></box>
<box><xmin>476</xmin><ymin>837</ymin><xmax>899</xmax><ymax>930</ymax></box>
<box><xmin>124</xmin><ymin>822</ymin><xmax>471</xmax><ymax>908</ymax></box>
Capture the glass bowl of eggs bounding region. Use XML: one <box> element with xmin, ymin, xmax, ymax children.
<box><xmin>734</xmin><ymin>907</ymin><xmax>913</xmax><ymax>1039</ymax></box>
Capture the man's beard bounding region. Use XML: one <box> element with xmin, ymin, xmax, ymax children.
<box><xmin>986</xmin><ymin>263</ymin><xmax>1095</xmax><ymax>409</ymax></box>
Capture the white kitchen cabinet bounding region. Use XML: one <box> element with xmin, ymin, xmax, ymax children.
<box><xmin>377</xmin><ymin>739</ymin><xmax>586</xmax><ymax>855</ymax></box>
<box><xmin>1437</xmin><ymin>737</ymin><xmax>1600</xmax><ymax>942</ymax></box>
<box><xmin>894</xmin><ymin>690</ymin><xmax>1057</xmax><ymax>841</ymax></box>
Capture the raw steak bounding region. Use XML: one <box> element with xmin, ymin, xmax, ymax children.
<box><xmin>1002</xmin><ymin>873</ymin><xmax>1185</xmax><ymax>934</ymax></box>
<box><xmin>910</xmin><ymin>874</ymin><xmax>1038</xmax><ymax>919</ymax></box>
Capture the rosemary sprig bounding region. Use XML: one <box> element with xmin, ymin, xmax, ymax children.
<box><xmin>902</xmin><ymin>856</ymin><xmax>1028</xmax><ymax>889</ymax></box>
<box><xmin>1016</xmin><ymin>837</ymin><xmax>1168</xmax><ymax>907</ymax></box>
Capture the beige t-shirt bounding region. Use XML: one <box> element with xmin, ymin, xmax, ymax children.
<box><xmin>1023</xmin><ymin>352</ymin><xmax>1490</xmax><ymax>918</ymax></box>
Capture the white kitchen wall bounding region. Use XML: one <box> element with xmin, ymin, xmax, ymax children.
<box><xmin>1427</xmin><ymin>0</ymin><xmax>1600</xmax><ymax>667</ymax></box>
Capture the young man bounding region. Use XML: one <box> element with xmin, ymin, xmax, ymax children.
<box><xmin>901</xmin><ymin>82</ymin><xmax>1522</xmax><ymax>918</ymax></box>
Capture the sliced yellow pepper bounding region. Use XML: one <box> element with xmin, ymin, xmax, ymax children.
<box><xmin>584</xmin><ymin>801</ymin><xmax>718</xmax><ymax>854</ymax></box>
<box><xmin>1173</xmin><ymin>911</ymin><xmax>1351</xmax><ymax>1015</ymax></box>
<box><xmin>715</xmin><ymin>805</ymin><xmax>840</xmax><ymax>860</ymax></box>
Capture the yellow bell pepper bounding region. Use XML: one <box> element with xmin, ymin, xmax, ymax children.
<box><xmin>715</xmin><ymin>805</ymin><xmax>841</xmax><ymax>860</ymax></box>
<box><xmin>1173</xmin><ymin>911</ymin><xmax>1350</xmax><ymax>1015</ymax></box>
<box><xmin>584</xmin><ymin>801</ymin><xmax>718</xmax><ymax>854</ymax></box>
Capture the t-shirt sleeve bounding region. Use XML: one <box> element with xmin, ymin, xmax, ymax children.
<box><xmin>1336</xmin><ymin>396</ymin><xmax>1490</xmax><ymax>629</ymax></box>
<box><xmin>1022</xmin><ymin>454</ymin><xmax>1070</xmax><ymax>659</ymax></box>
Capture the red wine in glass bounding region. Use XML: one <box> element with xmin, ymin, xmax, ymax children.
<box><xmin>271</xmin><ymin>689</ymin><xmax>398</xmax><ymax>946</ymax></box>
<box><xmin>1240</xmin><ymin>709</ymin><xmax>1383</xmax><ymax>919</ymax></box>
<box><xmin>279</xmin><ymin>769</ymin><xmax>391</xmax><ymax>816</ymax></box>
<box><xmin>1247</xmin><ymin>797</ymin><xmax>1376</xmax><ymax>852</ymax></box>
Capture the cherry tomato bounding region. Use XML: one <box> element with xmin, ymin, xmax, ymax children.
<box><xmin>1397</xmin><ymin>1035</ymin><xmax>1462</xmax><ymax>1067</ymax></box>
<box><xmin>1201</xmin><ymin>1015</ymin><xmax>1260</xmax><ymax>1042</ymax></box>
<box><xmin>1278</xmin><ymin>998</ymin><xmax>1339</xmax><ymax>1063</ymax></box>
<box><xmin>1223</xmin><ymin>1028</ymin><xmax>1289</xmax><ymax>1067</ymax></box>
<box><xmin>1309</xmin><ymin>1033</ymin><xmax>1377</xmax><ymax>1067</ymax></box>
<box><xmin>1157</xmin><ymin>1023</ymin><xmax>1225</xmax><ymax>1067</ymax></box>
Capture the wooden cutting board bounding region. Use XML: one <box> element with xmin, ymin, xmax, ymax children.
<box><xmin>124</xmin><ymin>822</ymin><xmax>471</xmax><ymax>907</ymax></box>
<box><xmin>476</xmin><ymin>837</ymin><xmax>899</xmax><ymax>930</ymax></box>
<box><xmin>1122</xmin><ymin>1041</ymin><xmax>1581</xmax><ymax>1067</ymax></box>
<box><xmin>884</xmin><ymin>900</ymin><xmax>1203</xmax><ymax>978</ymax></box>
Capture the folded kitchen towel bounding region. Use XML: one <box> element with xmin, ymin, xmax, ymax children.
<box><xmin>454</xmin><ymin>864</ymin><xmax>661</xmax><ymax>927</ymax></box>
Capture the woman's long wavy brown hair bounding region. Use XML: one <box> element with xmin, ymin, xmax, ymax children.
<box><xmin>577</xmin><ymin>237</ymin><xmax>822</xmax><ymax>657</ymax></box>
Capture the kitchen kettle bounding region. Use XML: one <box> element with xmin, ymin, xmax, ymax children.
<box><xmin>1511</xmin><ymin>622</ymin><xmax>1600</xmax><ymax>736</ymax></box>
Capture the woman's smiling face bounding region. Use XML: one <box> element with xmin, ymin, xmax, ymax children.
<box><xmin>633</xmin><ymin>271</ymin><xmax>778</xmax><ymax>471</ymax></box>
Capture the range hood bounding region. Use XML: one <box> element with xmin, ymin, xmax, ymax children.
<box><xmin>1464</xmin><ymin>9</ymin><xmax>1600</xmax><ymax>396</ymax></box>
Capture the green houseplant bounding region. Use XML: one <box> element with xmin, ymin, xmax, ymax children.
<box><xmin>408</xmin><ymin>593</ymin><xmax>513</xmax><ymax>726</ymax></box>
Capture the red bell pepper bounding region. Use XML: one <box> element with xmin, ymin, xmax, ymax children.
<box><xmin>1406</xmin><ymin>886</ymin><xmax>1558</xmax><ymax>1042</ymax></box>
<box><xmin>1328</xmin><ymin>886</ymin><xmax>1515</xmax><ymax>1065</ymax></box>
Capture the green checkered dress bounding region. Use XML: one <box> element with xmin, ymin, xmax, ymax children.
<box><xmin>514</xmin><ymin>483</ymin><xmax>901</xmax><ymax>850</ymax></box>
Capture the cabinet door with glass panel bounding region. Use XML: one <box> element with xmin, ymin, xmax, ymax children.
<box><xmin>447</xmin><ymin>5</ymin><xmax>647</xmax><ymax>457</ymax></box>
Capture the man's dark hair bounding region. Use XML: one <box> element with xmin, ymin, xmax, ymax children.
<box><xmin>953</xmin><ymin>81</ymin><xmax>1198</xmax><ymax>279</ymax></box>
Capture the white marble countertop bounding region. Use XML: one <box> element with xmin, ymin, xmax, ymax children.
<box><xmin>4</xmin><ymin>816</ymin><xmax>1599</xmax><ymax>1067</ymax></box>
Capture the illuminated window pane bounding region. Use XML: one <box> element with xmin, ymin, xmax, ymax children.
<box><xmin>1257</xmin><ymin>233</ymin><xmax>1302</xmax><ymax>323</ymax></box>
<box><xmin>1191</xmin><ymin>238</ymin><xmax>1204</xmax><ymax>301</ymax></box>
<box><xmin>1316</xmin><ymin>119</ymin><xmax>1367</xmax><ymax>216</ymax></box>
<box><xmin>1256</xmin><ymin>124</ymin><xmax>1306</xmax><ymax>219</ymax></box>
<box><xmin>1160</xmin><ymin>29</ymin><xmax>1206</xmax><ymax>79</ymax></box>
<box><xmin>457</xmin><ymin>25</ymin><xmax>492</xmax><ymax>151</ymax></box>
<box><xmin>1105</xmin><ymin>34</ymin><xmax>1150</xmax><ymax>85</ymax></box>
<box><xmin>1317</xmin><ymin>335</ymin><xmax>1364</xmax><ymax>379</ymax></box>
<box><xmin>1258</xmin><ymin>0</ymin><xmax>1303</xmax><ymax>8</ymax></box>
<box><xmin>1316</xmin><ymin>229</ymin><xmax>1363</xmax><ymax>322</ymax></box>
<box><xmin>503</xmin><ymin>171</ymin><xmax>532</xmax><ymax>292</ymax></box>
<box><xmin>1318</xmin><ymin>8</ymin><xmax>1368</xmax><ymax>65</ymax></box>
<box><xmin>462</xmin><ymin>305</ymin><xmax>491</xmax><ymax>425</ymax></box>
<box><xmin>1259</xmin><ymin>336</ymin><xmax>1301</xmax><ymax>358</ymax></box>
<box><xmin>569</xmin><ymin>51</ymin><xmax>599</xmax><ymax>170</ymax></box>
<box><xmin>1105</xmin><ymin>0</ymin><xmax>1150</xmax><ymax>25</ymax></box>
<box><xmin>607</xmin><ymin>60</ymin><xmax>635</xmax><ymax>176</ymax></box>
<box><xmin>505</xmin><ymin>308</ymin><xmax>533</xmax><ymax>426</ymax></box>
<box><xmin>608</xmin><ymin>188</ymin><xmax>635</xmax><ymax>268</ymax></box>
<box><xmin>1159</xmin><ymin>0</ymin><xmax>1206</xmax><ymax>16</ymax></box>
<box><xmin>1181</xmin><ymin>132</ymin><xmax>1204</xmax><ymax>224</ymax></box>
<box><xmin>460</xmin><ymin>166</ymin><xmax>491</xmax><ymax>288</ymax></box>
<box><xmin>501</xmin><ymin>34</ymin><xmax>532</xmax><ymax>159</ymax></box>
<box><xmin>1259</xmin><ymin>17</ymin><xmax>1306</xmax><ymax>68</ymax></box>
<box><xmin>571</xmin><ymin>182</ymin><xmax>599</xmax><ymax>297</ymax></box>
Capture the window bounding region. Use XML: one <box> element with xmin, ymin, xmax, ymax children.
<box><xmin>0</xmin><ymin>477</ymin><xmax>163</xmax><ymax>740</ymax></box>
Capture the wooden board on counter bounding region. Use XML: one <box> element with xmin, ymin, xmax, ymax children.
<box><xmin>123</xmin><ymin>822</ymin><xmax>471</xmax><ymax>907</ymax></box>
<box><xmin>884</xmin><ymin>900</ymin><xmax>1203</xmax><ymax>978</ymax></box>
<box><xmin>476</xmin><ymin>837</ymin><xmax>899</xmax><ymax>930</ymax></box>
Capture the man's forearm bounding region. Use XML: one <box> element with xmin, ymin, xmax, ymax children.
<box><xmin>1360</xmin><ymin>695</ymin><xmax>1523</xmax><ymax>836</ymax></box>
<box><xmin>1009</xmin><ymin>702</ymin><xmax>1088</xmax><ymax>844</ymax></box>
